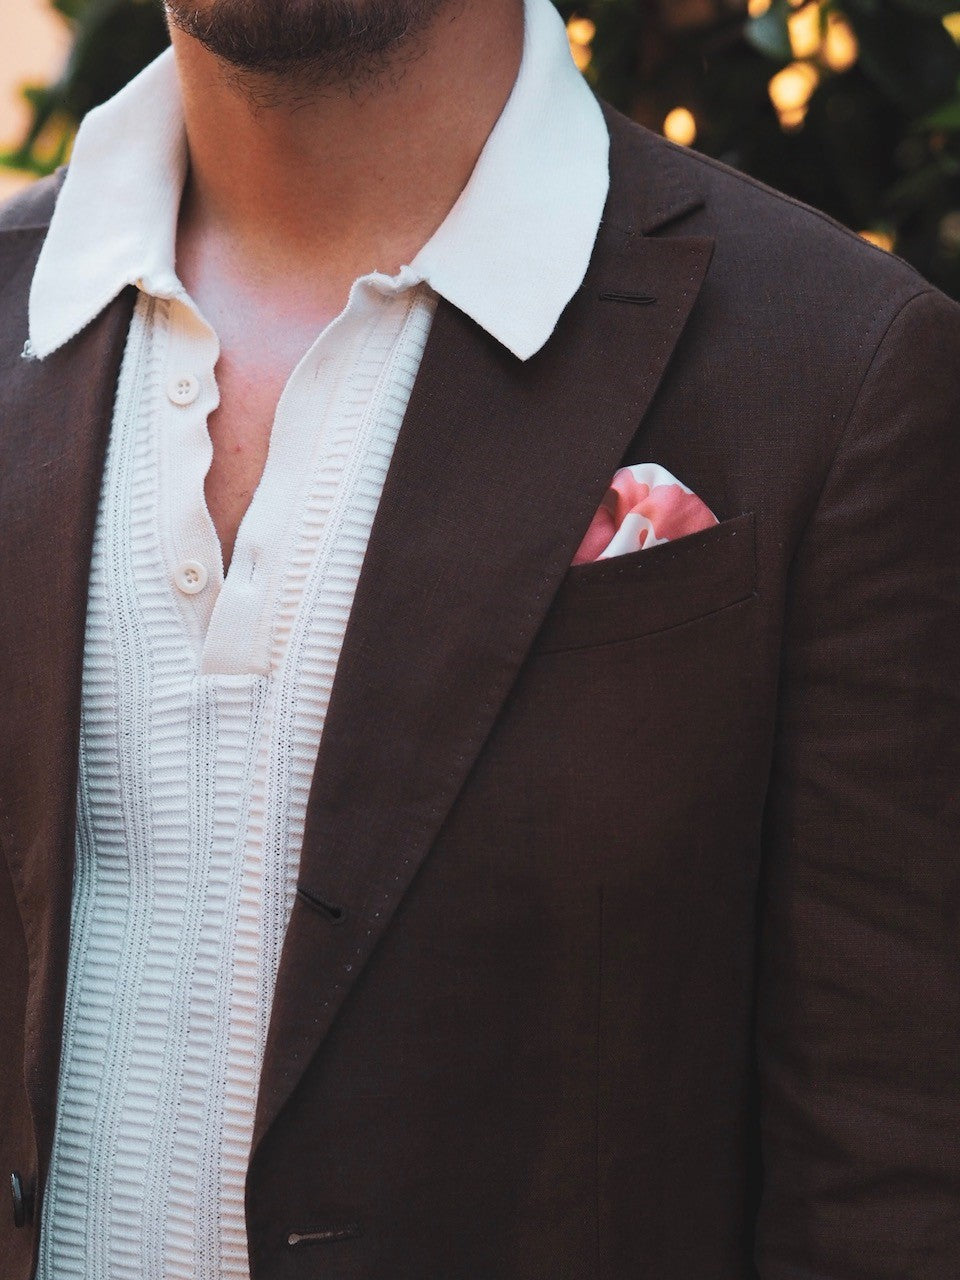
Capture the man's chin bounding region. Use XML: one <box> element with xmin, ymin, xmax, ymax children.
<box><xmin>164</xmin><ymin>0</ymin><xmax>450</xmax><ymax>88</ymax></box>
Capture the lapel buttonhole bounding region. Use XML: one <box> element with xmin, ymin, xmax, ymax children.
<box><xmin>296</xmin><ymin>886</ymin><xmax>348</xmax><ymax>925</ymax></box>
<box><xmin>599</xmin><ymin>291</ymin><xmax>657</xmax><ymax>305</ymax></box>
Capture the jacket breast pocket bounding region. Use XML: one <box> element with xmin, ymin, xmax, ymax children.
<box><xmin>530</xmin><ymin>511</ymin><xmax>757</xmax><ymax>655</ymax></box>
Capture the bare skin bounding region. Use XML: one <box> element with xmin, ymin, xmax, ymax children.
<box><xmin>169</xmin><ymin>0</ymin><xmax>525</xmax><ymax>572</ymax></box>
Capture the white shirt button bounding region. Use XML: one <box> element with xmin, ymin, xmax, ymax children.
<box><xmin>174</xmin><ymin>560</ymin><xmax>208</xmax><ymax>595</ymax></box>
<box><xmin>167</xmin><ymin>374</ymin><xmax>200</xmax><ymax>406</ymax></box>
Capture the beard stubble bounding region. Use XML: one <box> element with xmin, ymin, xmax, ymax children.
<box><xmin>164</xmin><ymin>0</ymin><xmax>458</xmax><ymax>95</ymax></box>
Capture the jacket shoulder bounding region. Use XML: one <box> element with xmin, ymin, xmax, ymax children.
<box><xmin>690</xmin><ymin>147</ymin><xmax>923</xmax><ymax>292</ymax></box>
<box><xmin>604</xmin><ymin>106</ymin><xmax>932</xmax><ymax>305</ymax></box>
<box><xmin>0</xmin><ymin>172</ymin><xmax>65</xmax><ymax>359</ymax></box>
<box><xmin>0</xmin><ymin>169</ymin><xmax>65</xmax><ymax>233</ymax></box>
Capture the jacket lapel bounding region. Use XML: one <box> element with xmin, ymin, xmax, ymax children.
<box><xmin>0</xmin><ymin>223</ymin><xmax>134</xmax><ymax>1177</ymax></box>
<box><xmin>254</xmin><ymin>116</ymin><xmax>715</xmax><ymax>1148</ymax></box>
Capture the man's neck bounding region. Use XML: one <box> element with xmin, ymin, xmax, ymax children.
<box><xmin>171</xmin><ymin>0</ymin><xmax>525</xmax><ymax>317</ymax></box>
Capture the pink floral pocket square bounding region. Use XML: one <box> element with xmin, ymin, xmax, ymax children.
<box><xmin>573</xmin><ymin>464</ymin><xmax>718</xmax><ymax>566</ymax></box>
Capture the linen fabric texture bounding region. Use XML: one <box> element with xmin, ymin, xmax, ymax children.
<box><xmin>0</xmin><ymin>69</ymin><xmax>959</xmax><ymax>1280</ymax></box>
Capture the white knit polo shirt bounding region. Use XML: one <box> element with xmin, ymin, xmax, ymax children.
<box><xmin>27</xmin><ymin>0</ymin><xmax>609</xmax><ymax>1275</ymax></box>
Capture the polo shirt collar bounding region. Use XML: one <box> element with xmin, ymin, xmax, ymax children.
<box><xmin>29</xmin><ymin>0</ymin><xmax>609</xmax><ymax>363</ymax></box>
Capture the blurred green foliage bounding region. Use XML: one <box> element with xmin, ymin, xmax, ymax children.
<box><xmin>6</xmin><ymin>0</ymin><xmax>960</xmax><ymax>296</ymax></box>
<box><xmin>3</xmin><ymin>0</ymin><xmax>168</xmax><ymax>174</ymax></box>
<box><xmin>556</xmin><ymin>0</ymin><xmax>960</xmax><ymax>296</ymax></box>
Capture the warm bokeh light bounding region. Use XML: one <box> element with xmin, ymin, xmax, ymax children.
<box><xmin>567</xmin><ymin>16</ymin><xmax>596</xmax><ymax>71</ymax></box>
<box><xmin>567</xmin><ymin>17</ymin><xmax>596</xmax><ymax>45</ymax></box>
<box><xmin>860</xmin><ymin>229</ymin><xmax>895</xmax><ymax>252</ymax></box>
<box><xmin>748</xmin><ymin>0</ymin><xmax>772</xmax><ymax>15</ymax></box>
<box><xmin>663</xmin><ymin>107</ymin><xmax>698</xmax><ymax>147</ymax></box>
<box><xmin>788</xmin><ymin>3</ymin><xmax>822</xmax><ymax>60</ymax></box>
<box><xmin>943</xmin><ymin>12</ymin><xmax>960</xmax><ymax>42</ymax></box>
<box><xmin>823</xmin><ymin>13</ymin><xmax>858</xmax><ymax>72</ymax></box>
<box><xmin>780</xmin><ymin>107</ymin><xmax>809</xmax><ymax>131</ymax></box>
<box><xmin>769</xmin><ymin>61</ymin><xmax>820</xmax><ymax>129</ymax></box>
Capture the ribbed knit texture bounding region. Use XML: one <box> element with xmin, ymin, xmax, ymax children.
<box><xmin>38</xmin><ymin>276</ymin><xmax>437</xmax><ymax>1280</ymax></box>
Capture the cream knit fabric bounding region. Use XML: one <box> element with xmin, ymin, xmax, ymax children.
<box><xmin>30</xmin><ymin>0</ymin><xmax>610</xmax><ymax>1275</ymax></box>
<box><xmin>38</xmin><ymin>279</ymin><xmax>437</xmax><ymax>1280</ymax></box>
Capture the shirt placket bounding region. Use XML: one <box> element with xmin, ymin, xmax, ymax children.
<box><xmin>154</xmin><ymin>273</ymin><xmax>421</xmax><ymax>681</ymax></box>
<box><xmin>156</xmin><ymin>292</ymin><xmax>225</xmax><ymax>662</ymax></box>
<box><xmin>198</xmin><ymin>304</ymin><xmax>360</xmax><ymax>678</ymax></box>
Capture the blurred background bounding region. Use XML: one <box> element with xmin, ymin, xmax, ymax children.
<box><xmin>4</xmin><ymin>0</ymin><xmax>960</xmax><ymax>297</ymax></box>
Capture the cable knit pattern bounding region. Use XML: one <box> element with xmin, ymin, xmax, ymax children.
<box><xmin>38</xmin><ymin>279</ymin><xmax>438</xmax><ymax>1280</ymax></box>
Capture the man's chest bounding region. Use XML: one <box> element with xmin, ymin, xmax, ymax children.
<box><xmin>202</xmin><ymin>353</ymin><xmax>284</xmax><ymax>575</ymax></box>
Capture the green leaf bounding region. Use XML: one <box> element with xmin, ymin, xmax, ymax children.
<box><xmin>888</xmin><ymin>0</ymin><xmax>960</xmax><ymax>16</ymax></box>
<box><xmin>884</xmin><ymin>159</ymin><xmax>948</xmax><ymax>211</ymax></box>
<box><xmin>852</xmin><ymin>7</ymin><xmax>960</xmax><ymax>111</ymax></box>
<box><xmin>746</xmin><ymin>3</ymin><xmax>792</xmax><ymax>62</ymax></box>
<box><xmin>921</xmin><ymin>97</ymin><xmax>960</xmax><ymax>126</ymax></box>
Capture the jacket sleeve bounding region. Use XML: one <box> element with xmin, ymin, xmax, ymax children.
<box><xmin>755</xmin><ymin>286</ymin><xmax>960</xmax><ymax>1278</ymax></box>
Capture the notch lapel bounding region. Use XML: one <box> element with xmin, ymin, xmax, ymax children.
<box><xmin>254</xmin><ymin>123</ymin><xmax>715</xmax><ymax>1148</ymax></box>
<box><xmin>0</xmin><ymin>224</ymin><xmax>134</xmax><ymax>1177</ymax></box>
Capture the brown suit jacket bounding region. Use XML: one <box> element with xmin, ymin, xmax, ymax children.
<box><xmin>1</xmin><ymin>105</ymin><xmax>958</xmax><ymax>1279</ymax></box>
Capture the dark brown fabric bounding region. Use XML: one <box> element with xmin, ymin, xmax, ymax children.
<box><xmin>0</xmin><ymin>105</ymin><xmax>958</xmax><ymax>1280</ymax></box>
